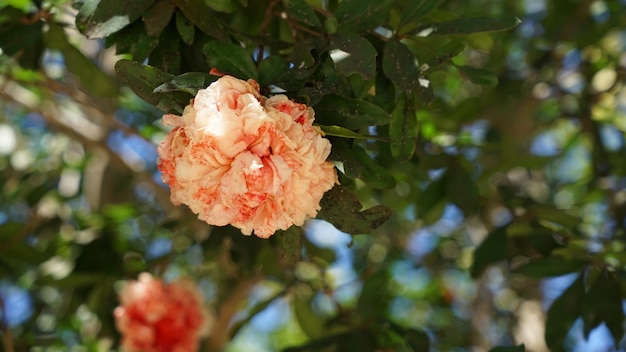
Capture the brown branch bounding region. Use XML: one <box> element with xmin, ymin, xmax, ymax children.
<box><xmin>0</xmin><ymin>294</ymin><xmax>15</xmax><ymax>352</ymax></box>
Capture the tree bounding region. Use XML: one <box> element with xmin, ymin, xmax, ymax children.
<box><xmin>0</xmin><ymin>0</ymin><xmax>625</xmax><ymax>351</ymax></box>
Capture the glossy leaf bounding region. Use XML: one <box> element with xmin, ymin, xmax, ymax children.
<box><xmin>314</xmin><ymin>94</ymin><xmax>390</xmax><ymax>129</ymax></box>
<box><xmin>383</xmin><ymin>39</ymin><xmax>421</xmax><ymax>92</ymax></box>
<box><xmin>154</xmin><ymin>72</ymin><xmax>216</xmax><ymax>95</ymax></box>
<box><xmin>456</xmin><ymin>65</ymin><xmax>498</xmax><ymax>86</ymax></box>
<box><xmin>329</xmin><ymin>33</ymin><xmax>377</xmax><ymax>79</ymax></box>
<box><xmin>79</xmin><ymin>0</ymin><xmax>155</xmax><ymax>38</ymax></box>
<box><xmin>545</xmin><ymin>274</ymin><xmax>585</xmax><ymax>350</ymax></box>
<box><xmin>282</xmin><ymin>0</ymin><xmax>322</xmax><ymax>28</ymax></box>
<box><xmin>317</xmin><ymin>125</ymin><xmax>375</xmax><ymax>140</ymax></box>
<box><xmin>513</xmin><ymin>256</ymin><xmax>587</xmax><ymax>278</ymax></box>
<box><xmin>316</xmin><ymin>186</ymin><xmax>392</xmax><ymax>235</ymax></box>
<box><xmin>115</xmin><ymin>59</ymin><xmax>177</xmax><ymax>107</ymax></box>
<box><xmin>389</xmin><ymin>94</ymin><xmax>418</xmax><ymax>161</ymax></box>
<box><xmin>203</xmin><ymin>41</ymin><xmax>258</xmax><ymax>80</ymax></box>
<box><xmin>426</xmin><ymin>15</ymin><xmax>521</xmax><ymax>36</ymax></box>
<box><xmin>470</xmin><ymin>226</ymin><xmax>508</xmax><ymax>278</ymax></box>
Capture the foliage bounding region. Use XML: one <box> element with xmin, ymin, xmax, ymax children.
<box><xmin>1</xmin><ymin>0</ymin><xmax>626</xmax><ymax>351</ymax></box>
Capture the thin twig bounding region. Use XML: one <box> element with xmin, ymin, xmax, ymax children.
<box><xmin>256</xmin><ymin>0</ymin><xmax>281</xmax><ymax>64</ymax></box>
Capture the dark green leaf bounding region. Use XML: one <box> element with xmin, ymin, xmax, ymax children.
<box><xmin>314</xmin><ymin>94</ymin><xmax>389</xmax><ymax>129</ymax></box>
<box><xmin>170</xmin><ymin>0</ymin><xmax>228</xmax><ymax>40</ymax></box>
<box><xmin>154</xmin><ymin>72</ymin><xmax>216</xmax><ymax>95</ymax></box>
<box><xmin>329</xmin><ymin>33</ymin><xmax>377</xmax><ymax>79</ymax></box>
<box><xmin>545</xmin><ymin>274</ymin><xmax>585</xmax><ymax>350</ymax></box>
<box><xmin>489</xmin><ymin>345</ymin><xmax>526</xmax><ymax>352</ymax></box>
<box><xmin>426</xmin><ymin>15</ymin><xmax>521</xmax><ymax>36</ymax></box>
<box><xmin>513</xmin><ymin>257</ymin><xmax>587</xmax><ymax>278</ymax></box>
<box><xmin>398</xmin><ymin>0</ymin><xmax>442</xmax><ymax>29</ymax></box>
<box><xmin>334</xmin><ymin>0</ymin><xmax>392</xmax><ymax>33</ymax></box>
<box><xmin>80</xmin><ymin>0</ymin><xmax>156</xmax><ymax>38</ymax></box>
<box><xmin>426</xmin><ymin>40</ymin><xmax>466</xmax><ymax>70</ymax></box>
<box><xmin>258</xmin><ymin>55</ymin><xmax>290</xmax><ymax>86</ymax></box>
<box><xmin>203</xmin><ymin>41</ymin><xmax>258</xmax><ymax>80</ymax></box>
<box><xmin>327</xmin><ymin>138</ymin><xmax>364</xmax><ymax>178</ymax></box>
<box><xmin>282</xmin><ymin>0</ymin><xmax>322</xmax><ymax>28</ymax></box>
<box><xmin>456</xmin><ymin>65</ymin><xmax>498</xmax><ymax>86</ymax></box>
<box><xmin>470</xmin><ymin>226</ymin><xmax>508</xmax><ymax>278</ymax></box>
<box><xmin>405</xmin><ymin>329</ymin><xmax>430</xmax><ymax>352</ymax></box>
<box><xmin>356</xmin><ymin>270</ymin><xmax>390</xmax><ymax>320</ymax></box>
<box><xmin>206</xmin><ymin>0</ymin><xmax>238</xmax><ymax>13</ymax></box>
<box><xmin>389</xmin><ymin>94</ymin><xmax>418</xmax><ymax>161</ymax></box>
<box><xmin>115</xmin><ymin>59</ymin><xmax>175</xmax><ymax>106</ymax></box>
<box><xmin>109</xmin><ymin>19</ymin><xmax>159</xmax><ymax>61</ymax></box>
<box><xmin>0</xmin><ymin>20</ymin><xmax>44</xmax><ymax>69</ymax></box>
<box><xmin>149</xmin><ymin>25</ymin><xmax>182</xmax><ymax>74</ymax></box>
<box><xmin>317</xmin><ymin>186</ymin><xmax>392</xmax><ymax>235</ymax></box>
<box><xmin>293</xmin><ymin>293</ymin><xmax>325</xmax><ymax>338</ymax></box>
<box><xmin>383</xmin><ymin>39</ymin><xmax>421</xmax><ymax>92</ymax></box>
<box><xmin>142</xmin><ymin>0</ymin><xmax>174</xmax><ymax>37</ymax></box>
<box><xmin>582</xmin><ymin>272</ymin><xmax>625</xmax><ymax>344</ymax></box>
<box><xmin>276</xmin><ymin>226</ymin><xmax>303</xmax><ymax>266</ymax></box>
<box><xmin>289</xmin><ymin>40</ymin><xmax>317</xmax><ymax>69</ymax></box>
<box><xmin>353</xmin><ymin>145</ymin><xmax>396</xmax><ymax>189</ymax></box>
<box><xmin>175</xmin><ymin>10</ymin><xmax>195</xmax><ymax>45</ymax></box>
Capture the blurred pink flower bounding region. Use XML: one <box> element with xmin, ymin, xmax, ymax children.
<box><xmin>114</xmin><ymin>273</ymin><xmax>211</xmax><ymax>352</ymax></box>
<box><xmin>158</xmin><ymin>75</ymin><xmax>337</xmax><ymax>238</ymax></box>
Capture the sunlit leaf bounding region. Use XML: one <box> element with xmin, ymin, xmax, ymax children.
<box><xmin>203</xmin><ymin>41</ymin><xmax>258</xmax><ymax>80</ymax></box>
<box><xmin>317</xmin><ymin>125</ymin><xmax>375</xmax><ymax>140</ymax></box>
<box><xmin>317</xmin><ymin>186</ymin><xmax>392</xmax><ymax>235</ymax></box>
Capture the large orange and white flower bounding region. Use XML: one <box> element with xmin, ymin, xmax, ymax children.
<box><xmin>158</xmin><ymin>75</ymin><xmax>337</xmax><ymax>238</ymax></box>
<box><xmin>114</xmin><ymin>273</ymin><xmax>212</xmax><ymax>352</ymax></box>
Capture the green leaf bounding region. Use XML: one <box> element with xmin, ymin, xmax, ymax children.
<box><xmin>334</xmin><ymin>0</ymin><xmax>392</xmax><ymax>33</ymax></box>
<box><xmin>582</xmin><ymin>272</ymin><xmax>625</xmax><ymax>344</ymax></box>
<box><xmin>545</xmin><ymin>274</ymin><xmax>585</xmax><ymax>350</ymax></box>
<box><xmin>389</xmin><ymin>94</ymin><xmax>418</xmax><ymax>162</ymax></box>
<box><xmin>149</xmin><ymin>26</ymin><xmax>182</xmax><ymax>74</ymax></box>
<box><xmin>39</xmin><ymin>273</ymin><xmax>106</xmax><ymax>288</ymax></box>
<box><xmin>109</xmin><ymin>19</ymin><xmax>159</xmax><ymax>62</ymax></box>
<box><xmin>203</xmin><ymin>41</ymin><xmax>258</xmax><ymax>80</ymax></box>
<box><xmin>425</xmin><ymin>15</ymin><xmax>521</xmax><ymax>36</ymax></box>
<box><xmin>317</xmin><ymin>125</ymin><xmax>376</xmax><ymax>140</ymax></box>
<box><xmin>229</xmin><ymin>290</ymin><xmax>286</xmax><ymax>339</ymax></box>
<box><xmin>426</xmin><ymin>40</ymin><xmax>466</xmax><ymax>70</ymax></box>
<box><xmin>276</xmin><ymin>226</ymin><xmax>303</xmax><ymax>266</ymax></box>
<box><xmin>115</xmin><ymin>59</ymin><xmax>176</xmax><ymax>107</ymax></box>
<box><xmin>142</xmin><ymin>0</ymin><xmax>175</xmax><ymax>37</ymax></box>
<box><xmin>513</xmin><ymin>257</ymin><xmax>587</xmax><ymax>278</ymax></box>
<box><xmin>80</xmin><ymin>0</ymin><xmax>156</xmax><ymax>38</ymax></box>
<box><xmin>44</xmin><ymin>24</ymin><xmax>118</xmax><ymax>97</ymax></box>
<box><xmin>456</xmin><ymin>65</ymin><xmax>498</xmax><ymax>86</ymax></box>
<box><xmin>169</xmin><ymin>0</ymin><xmax>228</xmax><ymax>40</ymax></box>
<box><xmin>327</xmin><ymin>138</ymin><xmax>364</xmax><ymax>178</ymax></box>
<box><xmin>0</xmin><ymin>19</ymin><xmax>43</xmax><ymax>69</ymax></box>
<box><xmin>329</xmin><ymin>33</ymin><xmax>377</xmax><ymax>79</ymax></box>
<box><xmin>154</xmin><ymin>72</ymin><xmax>216</xmax><ymax>95</ymax></box>
<box><xmin>293</xmin><ymin>294</ymin><xmax>325</xmax><ymax>338</ymax></box>
<box><xmin>398</xmin><ymin>0</ymin><xmax>442</xmax><ymax>29</ymax></box>
<box><xmin>314</xmin><ymin>94</ymin><xmax>389</xmax><ymax>129</ymax></box>
<box><xmin>383</xmin><ymin>39</ymin><xmax>421</xmax><ymax>92</ymax></box>
<box><xmin>316</xmin><ymin>186</ymin><xmax>393</xmax><ymax>235</ymax></box>
<box><xmin>353</xmin><ymin>145</ymin><xmax>396</xmax><ymax>189</ymax></box>
<box><xmin>282</xmin><ymin>0</ymin><xmax>322</xmax><ymax>28</ymax></box>
<box><xmin>489</xmin><ymin>345</ymin><xmax>526</xmax><ymax>352</ymax></box>
<box><xmin>258</xmin><ymin>55</ymin><xmax>290</xmax><ymax>86</ymax></box>
<box><xmin>405</xmin><ymin>329</ymin><xmax>430</xmax><ymax>352</ymax></box>
<box><xmin>175</xmin><ymin>10</ymin><xmax>195</xmax><ymax>45</ymax></box>
<box><xmin>470</xmin><ymin>226</ymin><xmax>508</xmax><ymax>278</ymax></box>
<box><xmin>206</xmin><ymin>0</ymin><xmax>238</xmax><ymax>13</ymax></box>
<box><xmin>356</xmin><ymin>270</ymin><xmax>390</xmax><ymax>320</ymax></box>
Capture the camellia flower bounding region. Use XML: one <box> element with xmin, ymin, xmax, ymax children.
<box><xmin>157</xmin><ymin>75</ymin><xmax>337</xmax><ymax>238</ymax></box>
<box><xmin>114</xmin><ymin>273</ymin><xmax>212</xmax><ymax>352</ymax></box>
